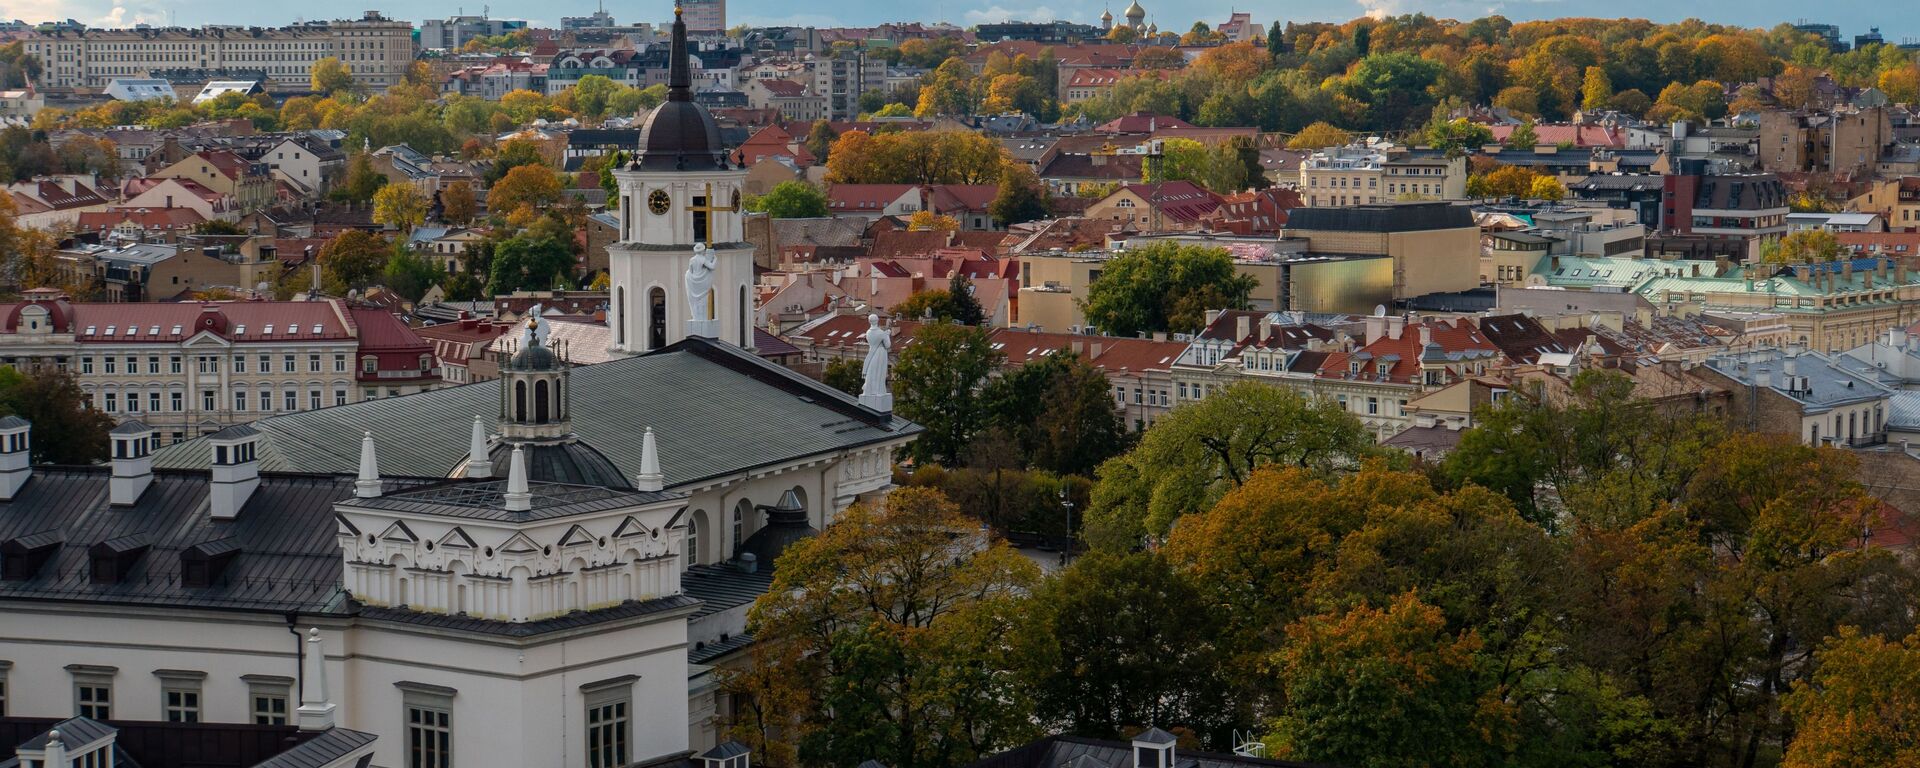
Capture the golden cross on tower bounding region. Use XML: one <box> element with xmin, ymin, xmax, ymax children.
<box><xmin>686</xmin><ymin>182</ymin><xmax>740</xmax><ymax>246</ymax></box>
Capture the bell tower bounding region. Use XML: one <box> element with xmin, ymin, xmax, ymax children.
<box><xmin>607</xmin><ymin>4</ymin><xmax>753</xmax><ymax>353</ymax></box>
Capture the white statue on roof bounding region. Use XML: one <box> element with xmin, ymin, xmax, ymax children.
<box><xmin>685</xmin><ymin>243</ymin><xmax>717</xmax><ymax>327</ymax></box>
<box><xmin>859</xmin><ymin>314</ymin><xmax>892</xmax><ymax>412</ymax></box>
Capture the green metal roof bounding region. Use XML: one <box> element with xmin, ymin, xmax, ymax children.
<box><xmin>153</xmin><ymin>337</ymin><xmax>918</xmax><ymax>486</ymax></box>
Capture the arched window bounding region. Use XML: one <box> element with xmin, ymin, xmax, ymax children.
<box><xmin>687</xmin><ymin>510</ymin><xmax>708</xmax><ymax>566</ymax></box>
<box><xmin>513</xmin><ymin>381</ymin><xmax>527</xmax><ymax>422</ymax></box>
<box><xmin>534</xmin><ymin>380</ymin><xmax>551</xmax><ymax>424</ymax></box>
<box><xmin>732</xmin><ymin>503</ymin><xmax>744</xmax><ymax>555</ymax></box>
<box><xmin>740</xmin><ymin>284</ymin><xmax>749</xmax><ymax>346</ymax></box>
<box><xmin>648</xmin><ymin>287</ymin><xmax>667</xmax><ymax>350</ymax></box>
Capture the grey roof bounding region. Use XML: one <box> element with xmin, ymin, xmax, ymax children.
<box><xmin>1133</xmin><ymin>728</ymin><xmax>1177</xmax><ymax>745</ymax></box>
<box><xmin>153</xmin><ymin>337</ymin><xmax>918</xmax><ymax>487</ymax></box>
<box><xmin>0</xmin><ymin>469</ymin><xmax>356</xmax><ymax>614</ymax></box>
<box><xmin>682</xmin><ymin>563</ymin><xmax>775</xmax><ymax>618</ymax></box>
<box><xmin>248</xmin><ymin>728</ymin><xmax>376</xmax><ymax>768</ymax></box>
<box><xmin>1286</xmin><ymin>202</ymin><xmax>1474</xmax><ymax>233</ymax></box>
<box><xmin>486</xmin><ymin>439</ymin><xmax>633</xmax><ymax>489</ymax></box>
<box><xmin>1705</xmin><ymin>350</ymin><xmax>1895</xmax><ymax>410</ymax></box>
<box><xmin>699</xmin><ymin>742</ymin><xmax>751</xmax><ymax>760</ymax></box>
<box><xmin>18</xmin><ymin>717</ymin><xmax>115</xmax><ymax>750</ymax></box>
<box><xmin>110</xmin><ymin>419</ymin><xmax>154</xmax><ymax>434</ymax></box>
<box><xmin>346</xmin><ymin>478</ymin><xmax>679</xmax><ymax>522</ymax></box>
<box><xmin>1888</xmin><ymin>391</ymin><xmax>1920</xmax><ymax>429</ymax></box>
<box><xmin>689</xmin><ymin>631</ymin><xmax>754</xmax><ymax>664</ymax></box>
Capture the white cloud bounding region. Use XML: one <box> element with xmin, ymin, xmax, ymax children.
<box><xmin>963</xmin><ymin>5</ymin><xmax>1059</xmax><ymax>24</ymax></box>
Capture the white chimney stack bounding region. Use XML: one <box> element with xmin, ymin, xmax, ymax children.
<box><xmin>208</xmin><ymin>426</ymin><xmax>262</xmax><ymax>520</ymax></box>
<box><xmin>354</xmin><ymin>432</ymin><xmax>381</xmax><ymax>499</ymax></box>
<box><xmin>504</xmin><ymin>444</ymin><xmax>532</xmax><ymax>512</ymax></box>
<box><xmin>465</xmin><ymin>416</ymin><xmax>492</xmax><ymax>479</ymax></box>
<box><xmin>635</xmin><ymin>427</ymin><xmax>664</xmax><ymax>492</ymax></box>
<box><xmin>296</xmin><ymin>627</ymin><xmax>337</xmax><ymax>731</ymax></box>
<box><xmin>0</xmin><ymin>416</ymin><xmax>30</xmax><ymax>501</ymax></box>
<box><xmin>109</xmin><ymin>420</ymin><xmax>155</xmax><ymax>506</ymax></box>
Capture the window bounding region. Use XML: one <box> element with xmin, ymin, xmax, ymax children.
<box><xmin>158</xmin><ymin>671</ymin><xmax>204</xmax><ymax>722</ymax></box>
<box><xmin>335</xmin><ymin>388</ymin><xmax>348</xmax><ymax>407</ymax></box>
<box><xmin>245</xmin><ymin>675</ymin><xmax>292</xmax><ymax>725</ymax></box>
<box><xmin>309</xmin><ymin>389</ymin><xmax>321</xmax><ymax>410</ymax></box>
<box><xmin>363</xmin><ymin>356</ymin><xmax>378</xmax><ymax>374</ymax></box>
<box><xmin>283</xmin><ymin>354</ymin><xmax>296</xmax><ymax>373</ymax></box>
<box><xmin>335</xmin><ymin>354</ymin><xmax>348</xmax><ymax>372</ymax></box>
<box><xmin>69</xmin><ymin>665</ymin><xmax>115</xmax><ymax>720</ymax></box>
<box><xmin>202</xmin><ymin>390</ymin><xmax>215</xmax><ymax>411</ymax></box>
<box><xmin>105</xmin><ymin>357</ymin><xmax>117</xmax><ymax>374</ymax></box>
<box><xmin>104</xmin><ymin>392</ymin><xmax>117</xmax><ymax>412</ymax></box>
<box><xmin>171</xmin><ymin>392</ymin><xmax>183</xmax><ymax>411</ymax></box>
<box><xmin>400</xmin><ymin>683</ymin><xmax>455</xmax><ymax>768</ymax></box>
<box><xmin>309</xmin><ymin>353</ymin><xmax>322</xmax><ymax>372</ymax></box>
<box><xmin>284</xmin><ymin>390</ymin><xmax>298</xmax><ymax>411</ymax></box>
<box><xmin>170</xmin><ymin>355</ymin><xmax>182</xmax><ymax>374</ymax></box>
<box><xmin>0</xmin><ymin>660</ymin><xmax>9</xmax><ymax>716</ymax></box>
<box><xmin>1367</xmin><ymin>397</ymin><xmax>1379</xmax><ymax>415</ymax></box>
<box><xmin>583</xmin><ymin>679</ymin><xmax>634</xmax><ymax>768</ymax></box>
<box><xmin>147</xmin><ymin>355</ymin><xmax>160</xmax><ymax>374</ymax></box>
<box><xmin>82</xmin><ymin>356</ymin><xmax>93</xmax><ymax>374</ymax></box>
<box><xmin>148</xmin><ymin>392</ymin><xmax>161</xmax><ymax>412</ymax></box>
<box><xmin>234</xmin><ymin>356</ymin><xmax>247</xmax><ymax>373</ymax></box>
<box><xmin>197</xmin><ymin>356</ymin><xmax>218</xmax><ymax>374</ymax></box>
<box><xmin>234</xmin><ymin>389</ymin><xmax>248</xmax><ymax>412</ymax></box>
<box><xmin>125</xmin><ymin>356</ymin><xmax>137</xmax><ymax>373</ymax></box>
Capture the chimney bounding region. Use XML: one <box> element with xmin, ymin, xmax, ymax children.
<box><xmin>635</xmin><ymin>427</ymin><xmax>664</xmax><ymax>492</ymax></box>
<box><xmin>504</xmin><ymin>445</ymin><xmax>532</xmax><ymax>511</ymax></box>
<box><xmin>1258</xmin><ymin>322</ymin><xmax>1272</xmax><ymax>342</ymax></box>
<box><xmin>465</xmin><ymin>416</ymin><xmax>491</xmax><ymax>479</ymax></box>
<box><xmin>1796</xmin><ymin>264</ymin><xmax>1811</xmax><ymax>282</ymax></box>
<box><xmin>1132</xmin><ymin>728</ymin><xmax>1177</xmax><ymax>768</ymax></box>
<box><xmin>208</xmin><ymin>427</ymin><xmax>261</xmax><ymax>520</ymax></box>
<box><xmin>1387</xmin><ymin>315</ymin><xmax>1406</xmax><ymax>340</ymax></box>
<box><xmin>1893</xmin><ymin>328</ymin><xmax>1910</xmax><ymax>350</ymax></box>
<box><xmin>1784</xmin><ymin>357</ymin><xmax>1799</xmax><ymax>378</ymax></box>
<box><xmin>109</xmin><ymin>420</ymin><xmax>156</xmax><ymax>506</ymax></box>
<box><xmin>1418</xmin><ymin>324</ymin><xmax>1433</xmax><ymax>346</ymax></box>
<box><xmin>354</xmin><ymin>432</ymin><xmax>381</xmax><ymax>498</ymax></box>
<box><xmin>1235</xmin><ymin>314</ymin><xmax>1250</xmax><ymax>341</ymax></box>
<box><xmin>1089</xmin><ymin>342</ymin><xmax>1104</xmax><ymax>359</ymax></box>
<box><xmin>1756</xmin><ymin>368</ymin><xmax>1772</xmax><ymax>389</ymax></box>
<box><xmin>1365</xmin><ymin>315</ymin><xmax>1387</xmax><ymax>344</ymax></box>
<box><xmin>296</xmin><ymin>628</ymin><xmax>338</xmax><ymax>731</ymax></box>
<box><xmin>0</xmin><ymin>416</ymin><xmax>30</xmax><ymax>501</ymax></box>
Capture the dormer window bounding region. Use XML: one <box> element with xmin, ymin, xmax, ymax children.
<box><xmin>362</xmin><ymin>356</ymin><xmax>378</xmax><ymax>374</ymax></box>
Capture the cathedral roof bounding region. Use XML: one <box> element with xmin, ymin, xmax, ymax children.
<box><xmin>485</xmin><ymin>439</ymin><xmax>634</xmax><ymax>490</ymax></box>
<box><xmin>153</xmin><ymin>337</ymin><xmax>918</xmax><ymax>484</ymax></box>
<box><xmin>630</xmin><ymin>5</ymin><xmax>730</xmax><ymax>172</ymax></box>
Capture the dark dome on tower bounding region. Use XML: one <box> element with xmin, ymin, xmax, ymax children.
<box><xmin>629</xmin><ymin>5</ymin><xmax>731</xmax><ymax>172</ymax></box>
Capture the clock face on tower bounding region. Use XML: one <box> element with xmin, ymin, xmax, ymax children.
<box><xmin>647</xmin><ymin>189</ymin><xmax>671</xmax><ymax>215</ymax></box>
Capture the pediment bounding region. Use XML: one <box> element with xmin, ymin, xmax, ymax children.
<box><xmin>379</xmin><ymin>520</ymin><xmax>418</xmax><ymax>543</ymax></box>
<box><xmin>437</xmin><ymin>527</ymin><xmax>477</xmax><ymax>549</ymax></box>
<box><xmin>498</xmin><ymin>532</ymin><xmax>541</xmax><ymax>555</ymax></box>
<box><xmin>557</xmin><ymin>524</ymin><xmax>596</xmax><ymax>548</ymax></box>
<box><xmin>612</xmin><ymin>516</ymin><xmax>650</xmax><ymax>539</ymax></box>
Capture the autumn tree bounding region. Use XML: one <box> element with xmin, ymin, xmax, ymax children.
<box><xmin>335</xmin><ymin>152</ymin><xmax>386</xmax><ymax>202</ymax></box>
<box><xmin>487</xmin><ymin>165</ymin><xmax>565</xmax><ymax>217</ymax></box>
<box><xmin>372</xmin><ymin>183</ymin><xmax>428</xmax><ymax>232</ymax></box>
<box><xmin>1269</xmin><ymin>594</ymin><xmax>1513</xmax><ymax>768</ymax></box>
<box><xmin>988</xmin><ymin>164</ymin><xmax>1050</xmax><ymax>226</ymax></box>
<box><xmin>825</xmin><ymin>130</ymin><xmax>1008</xmax><ymax>185</ymax></box>
<box><xmin>1581</xmin><ymin>66</ymin><xmax>1614</xmax><ymax>112</ymax></box>
<box><xmin>1084</xmin><ymin>382</ymin><xmax>1380</xmax><ymax>549</ymax></box>
<box><xmin>914</xmin><ymin>58</ymin><xmax>977</xmax><ymax>118</ymax></box>
<box><xmin>1506</xmin><ymin>119</ymin><xmax>1540</xmax><ymax>150</ymax></box>
<box><xmin>1528</xmin><ymin>174</ymin><xmax>1566</xmax><ymax>201</ymax></box>
<box><xmin>0</xmin><ymin>367</ymin><xmax>112</xmax><ymax>464</ymax></box>
<box><xmin>977</xmin><ymin>350</ymin><xmax>1126</xmax><ymax>476</ymax></box>
<box><xmin>1286</xmin><ymin>121</ymin><xmax>1350</xmax><ymax>150</ymax></box>
<box><xmin>893</xmin><ymin>322</ymin><xmax>1003</xmax><ymax>465</ymax></box>
<box><xmin>1772</xmin><ymin>228</ymin><xmax>1845</xmax><ymax>263</ymax></box>
<box><xmin>310</xmin><ymin>57</ymin><xmax>354</xmax><ymax>95</ymax></box>
<box><xmin>441</xmin><ymin>182</ymin><xmax>477</xmax><ymax>224</ymax></box>
<box><xmin>1080</xmin><ymin>242</ymin><xmax>1257</xmax><ymax>336</ymax></box>
<box><xmin>1782</xmin><ymin>627</ymin><xmax>1920</xmax><ymax>768</ymax></box>
<box><xmin>729</xmin><ymin>487</ymin><xmax>1041</xmax><ymax>768</ymax></box>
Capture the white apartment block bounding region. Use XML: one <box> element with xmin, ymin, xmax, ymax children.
<box><xmin>20</xmin><ymin>12</ymin><xmax>414</xmax><ymax>91</ymax></box>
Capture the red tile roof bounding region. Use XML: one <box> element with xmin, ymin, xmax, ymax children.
<box><xmin>1095</xmin><ymin>112</ymin><xmax>1195</xmax><ymax>133</ymax></box>
<box><xmin>7</xmin><ymin>300</ymin><xmax>355</xmax><ymax>344</ymax></box>
<box><xmin>1487</xmin><ymin>123</ymin><xmax>1623</xmax><ymax>149</ymax></box>
<box><xmin>759</xmin><ymin>79</ymin><xmax>808</xmax><ymax>97</ymax></box>
<box><xmin>1314</xmin><ymin>319</ymin><xmax>1500</xmax><ymax>384</ymax></box>
<box><xmin>75</xmin><ymin>207</ymin><xmax>206</xmax><ymax>232</ymax></box>
<box><xmin>1121</xmin><ymin>181</ymin><xmax>1222</xmax><ymax>224</ymax></box>
<box><xmin>827</xmin><ymin>184</ymin><xmax>916</xmax><ymax>212</ymax></box>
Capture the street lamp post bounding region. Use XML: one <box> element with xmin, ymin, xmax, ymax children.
<box><xmin>1058</xmin><ymin>487</ymin><xmax>1074</xmax><ymax>568</ymax></box>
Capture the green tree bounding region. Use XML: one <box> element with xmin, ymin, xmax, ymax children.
<box><xmin>893</xmin><ymin>322</ymin><xmax>1002</xmax><ymax>465</ymax></box>
<box><xmin>486</xmin><ymin>139</ymin><xmax>549</xmax><ymax>184</ymax></box>
<box><xmin>382</xmin><ymin>247</ymin><xmax>444</xmax><ymax>303</ymax></box>
<box><xmin>730</xmin><ymin>487</ymin><xmax>1041</xmax><ymax>768</ymax></box>
<box><xmin>1424</xmin><ymin>116</ymin><xmax>1495</xmax><ymax>155</ymax></box>
<box><xmin>335</xmin><ymin>152</ymin><xmax>387</xmax><ymax>202</ymax></box>
<box><xmin>1266</xmin><ymin>21</ymin><xmax>1287</xmax><ymax>58</ymax></box>
<box><xmin>822</xmin><ymin>357</ymin><xmax>864</xmax><ymax>396</ymax></box>
<box><xmin>1083</xmin><ymin>382</ymin><xmax>1381</xmax><ymax>549</ymax></box>
<box><xmin>1015</xmin><ymin>552</ymin><xmax>1241</xmax><ymax>741</ymax></box>
<box><xmin>318</xmin><ymin>230</ymin><xmax>390</xmax><ymax>294</ymax></box>
<box><xmin>0</xmin><ymin>368</ymin><xmax>112</xmax><ymax>464</ymax></box>
<box><xmin>804</xmin><ymin>121</ymin><xmax>838</xmax><ymax>165</ymax></box>
<box><xmin>747</xmin><ymin>180</ymin><xmax>829</xmax><ymax>218</ymax></box>
<box><xmin>988</xmin><ymin>164</ymin><xmax>1050</xmax><ymax>226</ymax></box>
<box><xmin>441</xmin><ymin>270</ymin><xmax>485</xmax><ymax>302</ymax></box>
<box><xmin>978</xmin><ymin>350</ymin><xmax>1127</xmax><ymax>476</ymax></box>
<box><xmin>1080</xmin><ymin>242</ymin><xmax>1257</xmax><ymax>336</ymax></box>
<box><xmin>486</xmin><ymin>231</ymin><xmax>574</xmax><ymax>295</ymax></box>
<box><xmin>1343</xmin><ymin>52</ymin><xmax>1445</xmax><ymax>129</ymax></box>
<box><xmin>1506</xmin><ymin>119</ymin><xmax>1540</xmax><ymax>150</ymax></box>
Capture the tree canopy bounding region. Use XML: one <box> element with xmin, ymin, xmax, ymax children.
<box><xmin>1080</xmin><ymin>242</ymin><xmax>1258</xmax><ymax>336</ymax></box>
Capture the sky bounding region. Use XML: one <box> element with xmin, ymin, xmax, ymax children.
<box><xmin>6</xmin><ymin>0</ymin><xmax>1912</xmax><ymax>44</ymax></box>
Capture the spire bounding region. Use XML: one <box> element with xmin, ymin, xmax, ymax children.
<box><xmin>466</xmin><ymin>416</ymin><xmax>491</xmax><ymax>479</ymax></box>
<box><xmin>355</xmin><ymin>431</ymin><xmax>381</xmax><ymax>498</ymax></box>
<box><xmin>296</xmin><ymin>627</ymin><xmax>337</xmax><ymax>731</ymax></box>
<box><xmin>636</xmin><ymin>427</ymin><xmax>664</xmax><ymax>492</ymax></box>
<box><xmin>667</xmin><ymin>5</ymin><xmax>692</xmax><ymax>102</ymax></box>
<box><xmin>504</xmin><ymin>444</ymin><xmax>532</xmax><ymax>511</ymax></box>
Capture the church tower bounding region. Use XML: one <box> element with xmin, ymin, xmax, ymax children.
<box><xmin>607</xmin><ymin>5</ymin><xmax>753</xmax><ymax>353</ymax></box>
